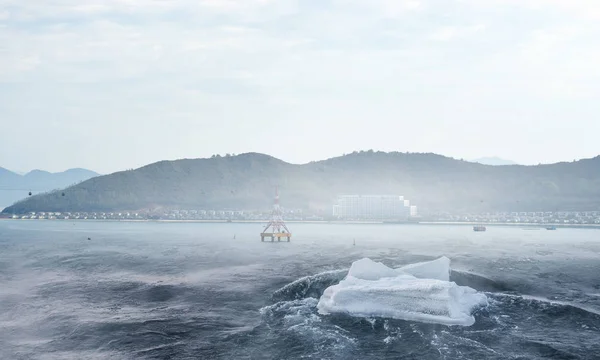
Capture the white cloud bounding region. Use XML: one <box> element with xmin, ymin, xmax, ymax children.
<box><xmin>0</xmin><ymin>0</ymin><xmax>292</xmax><ymax>22</ymax></box>
<box><xmin>517</xmin><ymin>24</ymin><xmax>600</xmax><ymax>97</ymax></box>
<box><xmin>465</xmin><ymin>0</ymin><xmax>600</xmax><ymax>19</ymax></box>
<box><xmin>331</xmin><ymin>0</ymin><xmax>422</xmax><ymax>18</ymax></box>
<box><xmin>0</xmin><ymin>0</ymin><xmax>599</xmax><ymax>172</ymax></box>
<box><xmin>430</xmin><ymin>26</ymin><xmax>457</xmax><ymax>41</ymax></box>
<box><xmin>15</xmin><ymin>55</ymin><xmax>41</xmax><ymax>71</ymax></box>
<box><xmin>529</xmin><ymin>0</ymin><xmax>600</xmax><ymax>18</ymax></box>
<box><xmin>429</xmin><ymin>23</ymin><xmax>486</xmax><ymax>41</ymax></box>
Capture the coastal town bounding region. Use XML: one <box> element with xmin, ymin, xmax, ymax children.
<box><xmin>427</xmin><ymin>211</ymin><xmax>600</xmax><ymax>225</ymax></box>
<box><xmin>4</xmin><ymin>209</ymin><xmax>600</xmax><ymax>226</ymax></box>
<box><xmin>2</xmin><ymin>188</ymin><xmax>600</xmax><ymax>226</ymax></box>
<box><xmin>3</xmin><ymin>209</ymin><xmax>318</xmax><ymax>222</ymax></box>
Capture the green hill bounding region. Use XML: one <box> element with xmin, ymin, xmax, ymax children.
<box><xmin>3</xmin><ymin>152</ymin><xmax>600</xmax><ymax>214</ymax></box>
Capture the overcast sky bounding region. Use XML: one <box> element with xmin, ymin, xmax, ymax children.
<box><xmin>1</xmin><ymin>0</ymin><xmax>599</xmax><ymax>174</ymax></box>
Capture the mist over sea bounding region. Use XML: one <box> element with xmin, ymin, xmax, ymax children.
<box><xmin>1</xmin><ymin>221</ymin><xmax>599</xmax><ymax>359</ymax></box>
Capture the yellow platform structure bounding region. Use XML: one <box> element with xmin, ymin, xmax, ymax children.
<box><xmin>260</xmin><ymin>232</ymin><xmax>292</xmax><ymax>242</ymax></box>
<box><xmin>261</xmin><ymin>187</ymin><xmax>292</xmax><ymax>242</ymax></box>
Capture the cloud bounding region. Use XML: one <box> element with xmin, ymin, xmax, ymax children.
<box><xmin>0</xmin><ymin>0</ymin><xmax>596</xmax><ymax>92</ymax></box>
<box><xmin>430</xmin><ymin>26</ymin><xmax>456</xmax><ymax>41</ymax></box>
<box><xmin>15</xmin><ymin>55</ymin><xmax>41</xmax><ymax>71</ymax></box>
<box><xmin>429</xmin><ymin>23</ymin><xmax>486</xmax><ymax>41</ymax></box>
<box><xmin>0</xmin><ymin>0</ymin><xmax>599</xmax><ymax>172</ymax></box>
<box><xmin>331</xmin><ymin>0</ymin><xmax>422</xmax><ymax>17</ymax></box>
<box><xmin>528</xmin><ymin>0</ymin><xmax>600</xmax><ymax>18</ymax></box>
<box><xmin>464</xmin><ymin>0</ymin><xmax>600</xmax><ymax>20</ymax></box>
<box><xmin>517</xmin><ymin>24</ymin><xmax>600</xmax><ymax>97</ymax></box>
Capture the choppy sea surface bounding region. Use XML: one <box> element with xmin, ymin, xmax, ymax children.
<box><xmin>1</xmin><ymin>220</ymin><xmax>599</xmax><ymax>359</ymax></box>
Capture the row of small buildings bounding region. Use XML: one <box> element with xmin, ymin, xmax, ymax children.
<box><xmin>433</xmin><ymin>211</ymin><xmax>600</xmax><ymax>225</ymax></box>
<box><xmin>159</xmin><ymin>209</ymin><xmax>316</xmax><ymax>221</ymax></box>
<box><xmin>8</xmin><ymin>196</ymin><xmax>420</xmax><ymax>222</ymax></box>
<box><xmin>13</xmin><ymin>212</ymin><xmax>145</xmax><ymax>220</ymax></box>
<box><xmin>11</xmin><ymin>209</ymin><xmax>322</xmax><ymax>221</ymax></box>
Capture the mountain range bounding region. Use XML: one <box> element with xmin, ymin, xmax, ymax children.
<box><xmin>3</xmin><ymin>151</ymin><xmax>600</xmax><ymax>215</ymax></box>
<box><xmin>471</xmin><ymin>157</ymin><xmax>518</xmax><ymax>166</ymax></box>
<box><xmin>0</xmin><ymin>168</ymin><xmax>100</xmax><ymax>209</ymax></box>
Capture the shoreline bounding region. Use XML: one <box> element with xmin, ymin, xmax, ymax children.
<box><xmin>418</xmin><ymin>221</ymin><xmax>600</xmax><ymax>229</ymax></box>
<box><xmin>1</xmin><ymin>218</ymin><xmax>599</xmax><ymax>228</ymax></box>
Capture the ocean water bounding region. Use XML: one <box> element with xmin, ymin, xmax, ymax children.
<box><xmin>1</xmin><ymin>221</ymin><xmax>599</xmax><ymax>359</ymax></box>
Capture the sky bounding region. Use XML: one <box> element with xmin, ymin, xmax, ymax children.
<box><xmin>0</xmin><ymin>0</ymin><xmax>599</xmax><ymax>174</ymax></box>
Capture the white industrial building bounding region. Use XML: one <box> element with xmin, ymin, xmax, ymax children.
<box><xmin>333</xmin><ymin>195</ymin><xmax>414</xmax><ymax>220</ymax></box>
<box><xmin>410</xmin><ymin>205</ymin><xmax>418</xmax><ymax>217</ymax></box>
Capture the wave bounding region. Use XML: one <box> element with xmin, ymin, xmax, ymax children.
<box><xmin>260</xmin><ymin>298</ymin><xmax>357</xmax><ymax>358</ymax></box>
<box><xmin>450</xmin><ymin>270</ymin><xmax>515</xmax><ymax>293</ymax></box>
<box><xmin>490</xmin><ymin>293</ymin><xmax>600</xmax><ymax>318</ymax></box>
<box><xmin>271</xmin><ymin>269</ymin><xmax>347</xmax><ymax>302</ymax></box>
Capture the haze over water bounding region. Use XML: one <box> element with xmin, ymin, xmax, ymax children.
<box><xmin>1</xmin><ymin>221</ymin><xmax>599</xmax><ymax>359</ymax></box>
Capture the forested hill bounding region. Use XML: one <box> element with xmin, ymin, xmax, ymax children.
<box><xmin>3</xmin><ymin>152</ymin><xmax>600</xmax><ymax>214</ymax></box>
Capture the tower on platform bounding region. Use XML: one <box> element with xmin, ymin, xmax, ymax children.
<box><xmin>261</xmin><ymin>187</ymin><xmax>292</xmax><ymax>242</ymax></box>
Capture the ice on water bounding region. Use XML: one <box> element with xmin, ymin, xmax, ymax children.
<box><xmin>397</xmin><ymin>256</ymin><xmax>451</xmax><ymax>282</ymax></box>
<box><xmin>317</xmin><ymin>257</ymin><xmax>488</xmax><ymax>326</ymax></box>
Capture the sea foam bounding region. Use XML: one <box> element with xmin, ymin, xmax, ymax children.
<box><xmin>317</xmin><ymin>257</ymin><xmax>488</xmax><ymax>326</ymax></box>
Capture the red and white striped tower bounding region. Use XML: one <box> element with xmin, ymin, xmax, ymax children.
<box><xmin>261</xmin><ymin>186</ymin><xmax>292</xmax><ymax>242</ymax></box>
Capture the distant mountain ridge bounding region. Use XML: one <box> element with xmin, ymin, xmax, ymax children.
<box><xmin>471</xmin><ymin>157</ymin><xmax>518</xmax><ymax>166</ymax></box>
<box><xmin>0</xmin><ymin>167</ymin><xmax>100</xmax><ymax>209</ymax></box>
<box><xmin>3</xmin><ymin>152</ymin><xmax>600</xmax><ymax>214</ymax></box>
